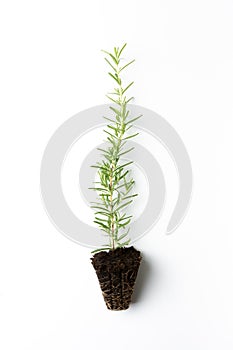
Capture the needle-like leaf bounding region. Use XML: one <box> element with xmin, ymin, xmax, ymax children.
<box><xmin>119</xmin><ymin>59</ymin><xmax>135</xmax><ymax>72</ymax></box>
<box><xmin>122</xmin><ymin>81</ymin><xmax>134</xmax><ymax>94</ymax></box>
<box><xmin>122</xmin><ymin>132</ymin><xmax>139</xmax><ymax>140</ymax></box>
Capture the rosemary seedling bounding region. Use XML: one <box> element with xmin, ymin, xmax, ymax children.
<box><xmin>89</xmin><ymin>43</ymin><xmax>142</xmax><ymax>254</ymax></box>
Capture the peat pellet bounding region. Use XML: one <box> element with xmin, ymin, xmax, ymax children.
<box><xmin>91</xmin><ymin>246</ymin><xmax>142</xmax><ymax>310</ymax></box>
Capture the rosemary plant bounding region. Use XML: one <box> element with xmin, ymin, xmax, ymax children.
<box><xmin>89</xmin><ymin>44</ymin><xmax>141</xmax><ymax>254</ymax></box>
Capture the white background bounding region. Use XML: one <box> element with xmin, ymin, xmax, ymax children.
<box><xmin>1</xmin><ymin>1</ymin><xmax>233</xmax><ymax>349</ymax></box>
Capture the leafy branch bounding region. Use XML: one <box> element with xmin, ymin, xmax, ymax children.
<box><xmin>89</xmin><ymin>43</ymin><xmax>142</xmax><ymax>254</ymax></box>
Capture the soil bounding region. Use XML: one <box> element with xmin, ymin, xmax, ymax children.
<box><xmin>91</xmin><ymin>246</ymin><xmax>142</xmax><ymax>310</ymax></box>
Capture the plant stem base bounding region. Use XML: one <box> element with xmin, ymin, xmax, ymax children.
<box><xmin>91</xmin><ymin>246</ymin><xmax>142</xmax><ymax>310</ymax></box>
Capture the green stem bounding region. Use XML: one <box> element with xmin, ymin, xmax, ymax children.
<box><xmin>108</xmin><ymin>62</ymin><xmax>128</xmax><ymax>249</ymax></box>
